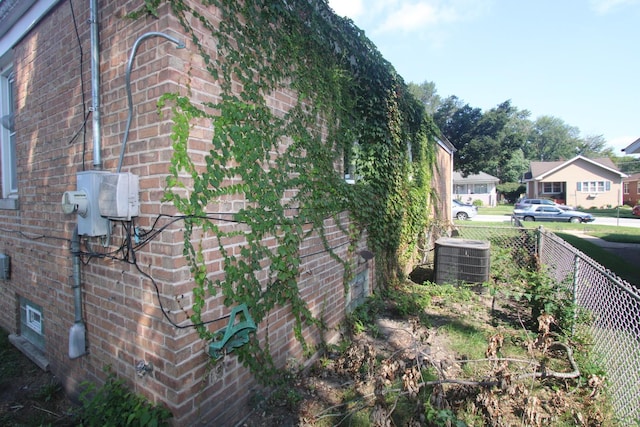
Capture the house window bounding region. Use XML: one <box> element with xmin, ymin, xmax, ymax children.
<box><xmin>542</xmin><ymin>182</ymin><xmax>563</xmax><ymax>194</ymax></box>
<box><xmin>345</xmin><ymin>267</ymin><xmax>369</xmax><ymax>313</ymax></box>
<box><xmin>454</xmin><ymin>184</ymin><xmax>467</xmax><ymax>194</ymax></box>
<box><xmin>637</xmin><ymin>182</ymin><xmax>640</xmax><ymax>194</ymax></box>
<box><xmin>473</xmin><ymin>183</ymin><xmax>488</xmax><ymax>194</ymax></box>
<box><xmin>623</xmin><ymin>182</ymin><xmax>629</xmax><ymax>194</ymax></box>
<box><xmin>1</xmin><ymin>59</ymin><xmax>18</xmax><ymax>201</ymax></box>
<box><xmin>578</xmin><ymin>181</ymin><xmax>610</xmax><ymax>193</ymax></box>
<box><xmin>19</xmin><ymin>297</ymin><xmax>45</xmax><ymax>350</ymax></box>
<box><xmin>344</xmin><ymin>141</ymin><xmax>360</xmax><ymax>184</ymax></box>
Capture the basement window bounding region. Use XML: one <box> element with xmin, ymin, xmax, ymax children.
<box><xmin>19</xmin><ymin>297</ymin><xmax>45</xmax><ymax>350</ymax></box>
<box><xmin>345</xmin><ymin>267</ymin><xmax>369</xmax><ymax>313</ymax></box>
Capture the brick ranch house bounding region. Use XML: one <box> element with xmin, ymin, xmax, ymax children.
<box><xmin>0</xmin><ymin>0</ymin><xmax>437</xmax><ymax>425</ymax></box>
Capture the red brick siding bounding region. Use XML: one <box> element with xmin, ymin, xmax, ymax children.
<box><xmin>0</xmin><ymin>1</ymin><xmax>371</xmax><ymax>425</ymax></box>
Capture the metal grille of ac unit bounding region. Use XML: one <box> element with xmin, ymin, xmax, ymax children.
<box><xmin>434</xmin><ymin>238</ymin><xmax>490</xmax><ymax>284</ymax></box>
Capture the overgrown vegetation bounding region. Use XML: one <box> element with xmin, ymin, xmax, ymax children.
<box><xmin>78</xmin><ymin>369</ymin><xmax>172</xmax><ymax>427</ymax></box>
<box><xmin>241</xmin><ymin>251</ymin><xmax>618</xmax><ymax>426</ymax></box>
<box><xmin>130</xmin><ymin>0</ymin><xmax>437</xmax><ymax>382</ymax></box>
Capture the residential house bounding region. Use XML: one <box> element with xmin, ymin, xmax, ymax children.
<box><xmin>453</xmin><ymin>171</ymin><xmax>499</xmax><ymax>207</ymax></box>
<box><xmin>0</xmin><ymin>1</ymin><xmax>434</xmax><ymax>424</ymax></box>
<box><xmin>622</xmin><ymin>137</ymin><xmax>640</xmax><ymax>155</ymax></box>
<box><xmin>524</xmin><ymin>156</ymin><xmax>627</xmax><ymax>209</ymax></box>
<box><xmin>623</xmin><ymin>173</ymin><xmax>640</xmax><ymax>206</ymax></box>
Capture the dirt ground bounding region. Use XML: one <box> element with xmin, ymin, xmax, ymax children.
<box><xmin>0</xmin><ymin>338</ymin><xmax>79</xmax><ymax>426</ymax></box>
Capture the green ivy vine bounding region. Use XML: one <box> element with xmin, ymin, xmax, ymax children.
<box><xmin>132</xmin><ymin>0</ymin><xmax>436</xmax><ymax>382</ymax></box>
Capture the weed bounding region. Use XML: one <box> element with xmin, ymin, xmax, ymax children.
<box><xmin>35</xmin><ymin>379</ymin><xmax>63</xmax><ymax>402</ymax></box>
<box><xmin>78</xmin><ymin>368</ymin><xmax>172</xmax><ymax>427</ymax></box>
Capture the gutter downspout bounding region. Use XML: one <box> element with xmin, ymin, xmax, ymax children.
<box><xmin>90</xmin><ymin>0</ymin><xmax>102</xmax><ymax>169</ymax></box>
<box><xmin>69</xmin><ymin>226</ymin><xmax>87</xmax><ymax>359</ymax></box>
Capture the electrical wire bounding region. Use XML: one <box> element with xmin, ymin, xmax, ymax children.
<box><xmin>77</xmin><ymin>212</ymin><xmax>355</xmax><ymax>331</ymax></box>
<box><xmin>0</xmin><ymin>227</ymin><xmax>70</xmax><ymax>243</ymax></box>
<box><xmin>69</xmin><ymin>0</ymin><xmax>89</xmax><ymax>170</ymax></box>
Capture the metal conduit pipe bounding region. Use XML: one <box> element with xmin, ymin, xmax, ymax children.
<box><xmin>90</xmin><ymin>0</ymin><xmax>102</xmax><ymax>169</ymax></box>
<box><xmin>69</xmin><ymin>225</ymin><xmax>87</xmax><ymax>359</ymax></box>
<box><xmin>117</xmin><ymin>32</ymin><xmax>184</xmax><ymax>173</ymax></box>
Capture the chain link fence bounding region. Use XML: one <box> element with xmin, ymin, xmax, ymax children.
<box><xmin>434</xmin><ymin>221</ymin><xmax>640</xmax><ymax>423</ymax></box>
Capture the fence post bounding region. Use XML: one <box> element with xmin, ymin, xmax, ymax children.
<box><xmin>572</xmin><ymin>254</ymin><xmax>579</xmax><ymax>336</ymax></box>
<box><xmin>536</xmin><ymin>226</ymin><xmax>544</xmax><ymax>261</ymax></box>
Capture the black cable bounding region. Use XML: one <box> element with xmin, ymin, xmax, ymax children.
<box><xmin>0</xmin><ymin>227</ymin><xmax>70</xmax><ymax>243</ymax></box>
<box><xmin>75</xmin><ymin>211</ymin><xmax>355</xmax><ymax>331</ymax></box>
<box><xmin>69</xmin><ymin>0</ymin><xmax>89</xmax><ymax>170</ymax></box>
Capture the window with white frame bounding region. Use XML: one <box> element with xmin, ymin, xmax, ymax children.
<box><xmin>577</xmin><ymin>181</ymin><xmax>610</xmax><ymax>193</ymax></box>
<box><xmin>19</xmin><ymin>296</ymin><xmax>45</xmax><ymax>350</ymax></box>
<box><xmin>473</xmin><ymin>183</ymin><xmax>488</xmax><ymax>194</ymax></box>
<box><xmin>623</xmin><ymin>182</ymin><xmax>629</xmax><ymax>194</ymax></box>
<box><xmin>1</xmin><ymin>58</ymin><xmax>17</xmax><ymax>200</ymax></box>
<box><xmin>542</xmin><ymin>182</ymin><xmax>563</xmax><ymax>194</ymax></box>
<box><xmin>637</xmin><ymin>182</ymin><xmax>640</xmax><ymax>193</ymax></box>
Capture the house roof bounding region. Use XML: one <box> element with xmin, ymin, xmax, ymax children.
<box><xmin>622</xmin><ymin>137</ymin><xmax>640</xmax><ymax>154</ymax></box>
<box><xmin>453</xmin><ymin>171</ymin><xmax>499</xmax><ymax>183</ymax></box>
<box><xmin>436</xmin><ymin>134</ymin><xmax>456</xmax><ymax>154</ymax></box>
<box><xmin>623</xmin><ymin>172</ymin><xmax>640</xmax><ymax>182</ymax></box>
<box><xmin>526</xmin><ymin>155</ymin><xmax>627</xmax><ymax>181</ymax></box>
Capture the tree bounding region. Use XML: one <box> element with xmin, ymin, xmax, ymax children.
<box><xmin>525</xmin><ymin>116</ymin><xmax>581</xmax><ymax>161</ymax></box>
<box><xmin>435</xmin><ymin>99</ymin><xmax>531</xmax><ymax>182</ymax></box>
<box><xmin>407</xmin><ymin>80</ymin><xmax>441</xmax><ymax>115</ymax></box>
<box><xmin>578</xmin><ymin>134</ymin><xmax>613</xmax><ymax>158</ymax></box>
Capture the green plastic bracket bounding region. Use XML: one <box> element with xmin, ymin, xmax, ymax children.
<box><xmin>207</xmin><ymin>303</ymin><xmax>256</xmax><ymax>360</ymax></box>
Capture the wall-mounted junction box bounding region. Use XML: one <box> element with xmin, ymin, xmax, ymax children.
<box><xmin>0</xmin><ymin>253</ymin><xmax>10</xmax><ymax>280</ymax></box>
<box><xmin>62</xmin><ymin>171</ymin><xmax>140</xmax><ymax>236</ymax></box>
<box><xmin>99</xmin><ymin>172</ymin><xmax>139</xmax><ymax>220</ymax></box>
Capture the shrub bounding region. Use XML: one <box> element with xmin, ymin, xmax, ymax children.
<box><xmin>79</xmin><ymin>370</ymin><xmax>172</xmax><ymax>427</ymax></box>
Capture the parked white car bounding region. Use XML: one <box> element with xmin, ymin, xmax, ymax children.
<box><xmin>514</xmin><ymin>198</ymin><xmax>573</xmax><ymax>211</ymax></box>
<box><xmin>452</xmin><ymin>199</ymin><xmax>477</xmax><ymax>220</ymax></box>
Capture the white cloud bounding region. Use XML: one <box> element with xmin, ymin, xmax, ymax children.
<box><xmin>363</xmin><ymin>0</ymin><xmax>491</xmax><ymax>35</ymax></box>
<box><xmin>327</xmin><ymin>0</ymin><xmax>365</xmax><ymax>19</ymax></box>
<box><xmin>590</xmin><ymin>0</ymin><xmax>640</xmax><ymax>14</ymax></box>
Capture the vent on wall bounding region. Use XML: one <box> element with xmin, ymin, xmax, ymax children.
<box><xmin>434</xmin><ymin>238</ymin><xmax>490</xmax><ymax>284</ymax></box>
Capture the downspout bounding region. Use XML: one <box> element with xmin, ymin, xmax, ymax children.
<box><xmin>90</xmin><ymin>0</ymin><xmax>102</xmax><ymax>169</ymax></box>
<box><xmin>69</xmin><ymin>225</ymin><xmax>87</xmax><ymax>359</ymax></box>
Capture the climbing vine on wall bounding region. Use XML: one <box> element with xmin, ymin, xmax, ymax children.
<box><xmin>132</xmin><ymin>0</ymin><xmax>436</xmax><ymax>382</ymax></box>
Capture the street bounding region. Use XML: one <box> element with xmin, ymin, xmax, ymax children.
<box><xmin>470</xmin><ymin>214</ymin><xmax>640</xmax><ymax>228</ymax></box>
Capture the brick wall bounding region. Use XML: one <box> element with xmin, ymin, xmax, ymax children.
<box><xmin>0</xmin><ymin>1</ymin><xmax>371</xmax><ymax>425</ymax></box>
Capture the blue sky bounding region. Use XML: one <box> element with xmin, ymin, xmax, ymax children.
<box><xmin>327</xmin><ymin>0</ymin><xmax>640</xmax><ymax>156</ymax></box>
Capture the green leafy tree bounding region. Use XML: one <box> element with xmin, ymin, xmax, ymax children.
<box><xmin>525</xmin><ymin>116</ymin><xmax>581</xmax><ymax>161</ymax></box>
<box><xmin>407</xmin><ymin>80</ymin><xmax>441</xmax><ymax>115</ymax></box>
<box><xmin>578</xmin><ymin>134</ymin><xmax>613</xmax><ymax>158</ymax></box>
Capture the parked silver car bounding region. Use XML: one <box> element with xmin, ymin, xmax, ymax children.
<box><xmin>514</xmin><ymin>198</ymin><xmax>573</xmax><ymax>211</ymax></box>
<box><xmin>452</xmin><ymin>199</ymin><xmax>477</xmax><ymax>220</ymax></box>
<box><xmin>513</xmin><ymin>205</ymin><xmax>594</xmax><ymax>223</ymax></box>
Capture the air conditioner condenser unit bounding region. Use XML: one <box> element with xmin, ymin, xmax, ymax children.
<box><xmin>434</xmin><ymin>238</ymin><xmax>490</xmax><ymax>285</ymax></box>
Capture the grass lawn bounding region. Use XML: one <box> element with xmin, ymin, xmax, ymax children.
<box><xmin>554</xmin><ymin>232</ymin><xmax>638</xmax><ymax>285</ymax></box>
<box><xmin>467</xmin><ymin>206</ymin><xmax>640</xmax><ymax>283</ymax></box>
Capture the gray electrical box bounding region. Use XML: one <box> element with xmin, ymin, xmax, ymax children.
<box><xmin>76</xmin><ymin>171</ymin><xmax>110</xmax><ymax>236</ymax></box>
<box><xmin>0</xmin><ymin>253</ymin><xmax>10</xmax><ymax>280</ymax></box>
